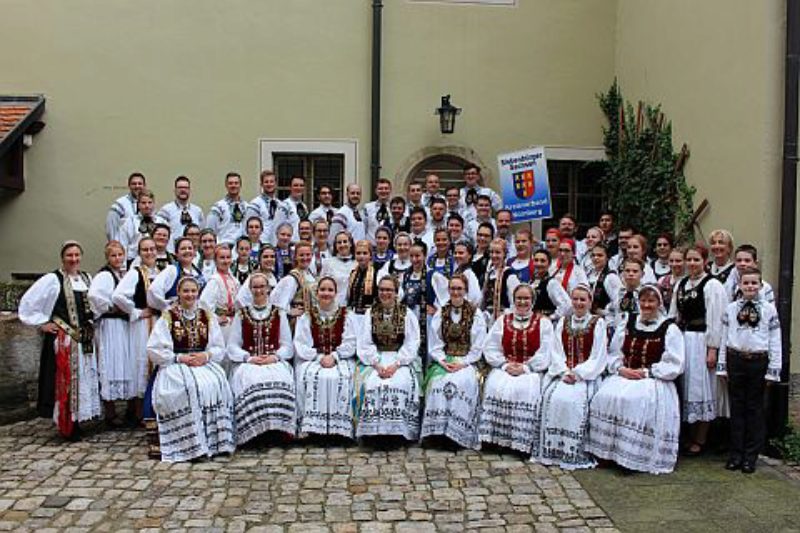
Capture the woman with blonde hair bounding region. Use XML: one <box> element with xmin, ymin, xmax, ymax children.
<box><xmin>355</xmin><ymin>275</ymin><xmax>422</xmax><ymax>441</ymax></box>
<box><xmin>89</xmin><ymin>240</ymin><xmax>134</xmax><ymax>427</ymax></box>
<box><xmin>421</xmin><ymin>274</ymin><xmax>487</xmax><ymax>450</ymax></box>
<box><xmin>294</xmin><ymin>276</ymin><xmax>359</xmax><ymax>439</ymax></box>
<box><xmin>147</xmin><ymin>276</ymin><xmax>235</xmax><ymax>462</ymax></box>
<box><xmin>228</xmin><ymin>273</ymin><xmax>296</xmax><ymax>444</ymax></box>
<box><xmin>707</xmin><ymin>229</ymin><xmax>736</xmax><ymax>283</ymax></box>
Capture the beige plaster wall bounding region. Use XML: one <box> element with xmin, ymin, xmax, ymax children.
<box><xmin>0</xmin><ymin>0</ymin><xmax>371</xmax><ymax>273</ymax></box>
<box><xmin>380</xmin><ymin>0</ymin><xmax>616</xmax><ymax>187</ymax></box>
<box><xmin>0</xmin><ymin>0</ymin><xmax>616</xmax><ymax>275</ymax></box>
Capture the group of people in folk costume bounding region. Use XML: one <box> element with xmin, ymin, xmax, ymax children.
<box><xmin>18</xmin><ymin>166</ymin><xmax>781</xmax><ymax>475</ymax></box>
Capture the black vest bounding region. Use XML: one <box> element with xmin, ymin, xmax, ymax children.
<box><xmin>133</xmin><ymin>268</ymin><xmax>149</xmax><ymax>310</ymax></box>
<box><xmin>51</xmin><ymin>270</ymin><xmax>91</xmax><ymax>327</ymax></box>
<box><xmin>675</xmin><ymin>276</ymin><xmax>711</xmax><ymax>332</ymax></box>
<box><xmin>591</xmin><ymin>268</ymin><xmax>612</xmax><ymax>312</ymax></box>
<box><xmin>533</xmin><ymin>276</ymin><xmax>556</xmax><ymax>315</ymax></box>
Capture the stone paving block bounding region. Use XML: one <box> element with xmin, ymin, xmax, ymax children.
<box><xmin>12</xmin><ymin>496</ymin><xmax>44</xmax><ymax>511</ymax></box>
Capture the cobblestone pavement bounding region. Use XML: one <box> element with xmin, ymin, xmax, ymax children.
<box><xmin>0</xmin><ymin>419</ymin><xmax>617</xmax><ymax>532</ymax></box>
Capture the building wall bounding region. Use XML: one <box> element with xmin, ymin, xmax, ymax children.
<box><xmin>613</xmin><ymin>0</ymin><xmax>797</xmax><ymax>370</ymax></box>
<box><xmin>0</xmin><ymin>0</ymin><xmax>372</xmax><ymax>272</ymax></box>
<box><xmin>379</xmin><ymin>0</ymin><xmax>616</xmax><ymax>186</ymax></box>
<box><xmin>0</xmin><ymin>0</ymin><xmax>615</xmax><ymax>275</ymax></box>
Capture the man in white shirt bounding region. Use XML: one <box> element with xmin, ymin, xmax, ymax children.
<box><xmin>309</xmin><ymin>185</ymin><xmax>337</xmax><ymax>225</ymax></box>
<box><xmin>119</xmin><ymin>189</ymin><xmax>167</xmax><ymax>261</ymax></box>
<box><xmin>427</xmin><ymin>197</ymin><xmax>448</xmax><ymax>234</ymax></box>
<box><xmin>460</xmin><ymin>164</ymin><xmax>502</xmax><ymax>219</ymax></box>
<box><xmin>609</xmin><ymin>226</ymin><xmax>635</xmax><ymax>272</ymax></box>
<box><xmin>105</xmin><ymin>172</ymin><xmax>146</xmax><ymax>242</ymax></box>
<box><xmin>156</xmin><ymin>175</ymin><xmax>205</xmax><ymax>253</ymax></box>
<box><xmin>206</xmin><ymin>172</ymin><xmax>250</xmax><ymax>246</ymax></box>
<box><xmin>406</xmin><ymin>181</ymin><xmax>425</xmax><ymax>213</ymax></box>
<box><xmin>495</xmin><ymin>209</ymin><xmax>517</xmax><ymax>258</ymax></box>
<box><xmin>559</xmin><ymin>213</ymin><xmax>586</xmax><ymax>260</ymax></box>
<box><xmin>420</xmin><ymin>173</ymin><xmax>444</xmax><ymax>211</ymax></box>
<box><xmin>330</xmin><ymin>183</ymin><xmax>366</xmax><ymax>242</ymax></box>
<box><xmin>445</xmin><ymin>186</ymin><xmax>467</xmax><ymax>220</ymax></box>
<box><xmin>283</xmin><ymin>175</ymin><xmax>310</xmax><ymax>239</ymax></box>
<box><xmin>364</xmin><ymin>178</ymin><xmax>393</xmax><ymax>243</ymax></box>
<box><xmin>465</xmin><ymin>195</ymin><xmax>497</xmax><ymax>243</ymax></box>
<box><xmin>247</xmin><ymin>169</ymin><xmax>290</xmax><ymax>246</ymax></box>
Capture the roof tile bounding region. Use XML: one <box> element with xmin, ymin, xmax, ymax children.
<box><xmin>0</xmin><ymin>102</ymin><xmax>36</xmax><ymax>141</ymax></box>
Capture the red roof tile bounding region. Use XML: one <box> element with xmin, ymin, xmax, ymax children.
<box><xmin>0</xmin><ymin>103</ymin><xmax>36</xmax><ymax>140</ymax></box>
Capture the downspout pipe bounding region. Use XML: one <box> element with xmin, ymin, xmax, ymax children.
<box><xmin>370</xmin><ymin>0</ymin><xmax>383</xmax><ymax>196</ymax></box>
<box><xmin>772</xmin><ymin>0</ymin><xmax>799</xmax><ymax>439</ymax></box>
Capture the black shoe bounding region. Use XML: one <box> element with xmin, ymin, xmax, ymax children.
<box><xmin>66</xmin><ymin>424</ymin><xmax>82</xmax><ymax>442</ymax></box>
<box><xmin>741</xmin><ymin>461</ymin><xmax>756</xmax><ymax>474</ymax></box>
<box><xmin>725</xmin><ymin>458</ymin><xmax>742</xmax><ymax>471</ymax></box>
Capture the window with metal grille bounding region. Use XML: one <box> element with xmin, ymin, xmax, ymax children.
<box><xmin>542</xmin><ymin>160</ymin><xmax>606</xmax><ymax>236</ymax></box>
<box><xmin>273</xmin><ymin>153</ymin><xmax>345</xmax><ymax>207</ymax></box>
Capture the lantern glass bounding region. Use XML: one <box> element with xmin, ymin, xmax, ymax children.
<box><xmin>435</xmin><ymin>95</ymin><xmax>461</xmax><ymax>134</ymax></box>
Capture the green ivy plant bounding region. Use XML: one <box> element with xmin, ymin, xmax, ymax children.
<box><xmin>598</xmin><ymin>80</ymin><xmax>696</xmax><ymax>243</ymax></box>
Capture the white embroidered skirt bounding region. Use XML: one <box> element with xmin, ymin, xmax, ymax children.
<box><xmin>295</xmin><ymin>358</ymin><xmax>355</xmax><ymax>439</ymax></box>
<box><xmin>152</xmin><ymin>362</ymin><xmax>235</xmax><ymax>463</ymax></box>
<box><xmin>230</xmin><ymin>360</ymin><xmax>296</xmax><ymax>444</ymax></box>
<box><xmin>478</xmin><ymin>368</ymin><xmax>542</xmax><ymax>453</ymax></box>
<box><xmin>533</xmin><ymin>375</ymin><xmax>601</xmax><ymax>470</ymax></box>
<box><xmin>95</xmin><ymin>318</ymin><xmax>136</xmax><ymax>401</ymax></box>
<box><xmin>354</xmin><ymin>352</ymin><xmax>421</xmax><ymax>441</ymax></box>
<box><xmin>420</xmin><ymin>364</ymin><xmax>481</xmax><ymax>450</ymax></box>
<box><xmin>586</xmin><ymin>375</ymin><xmax>680</xmax><ymax>474</ymax></box>
<box><xmin>681</xmin><ymin>331</ymin><xmax>717</xmax><ymax>422</ymax></box>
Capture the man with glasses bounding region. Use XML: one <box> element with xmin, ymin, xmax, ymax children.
<box><xmin>309</xmin><ymin>185</ymin><xmax>337</xmax><ymax>225</ymax></box>
<box><xmin>460</xmin><ymin>164</ymin><xmax>502</xmax><ymax>219</ymax></box>
<box><xmin>157</xmin><ymin>175</ymin><xmax>205</xmax><ymax>253</ymax></box>
<box><xmin>445</xmin><ymin>186</ymin><xmax>465</xmax><ymax>219</ymax></box>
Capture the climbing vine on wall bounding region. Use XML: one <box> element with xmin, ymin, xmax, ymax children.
<box><xmin>598</xmin><ymin>80</ymin><xmax>696</xmax><ymax>243</ymax></box>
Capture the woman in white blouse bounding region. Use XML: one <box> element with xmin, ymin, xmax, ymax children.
<box><xmin>19</xmin><ymin>240</ymin><xmax>101</xmax><ymax>439</ymax></box>
<box><xmin>146</xmin><ymin>276</ymin><xmax>235</xmax><ymax>462</ymax></box>
<box><xmin>320</xmin><ymin>231</ymin><xmax>356</xmax><ymax>307</ymax></box>
<box><xmin>479</xmin><ymin>284</ymin><xmax>553</xmax><ymax>453</ymax></box>
<box><xmin>294</xmin><ymin>277</ymin><xmax>359</xmax><ymax>439</ymax></box>
<box><xmin>586</xmin><ymin>284</ymin><xmax>685</xmax><ymax>474</ymax></box>
<box><xmin>534</xmin><ymin>284</ymin><xmax>607</xmax><ymax>469</ymax></box>
<box><xmin>355</xmin><ymin>276</ymin><xmax>422</xmax><ymax>441</ymax></box>
<box><xmin>112</xmin><ymin>237</ymin><xmax>159</xmax><ymax>429</ymax></box>
<box><xmin>227</xmin><ymin>273</ymin><xmax>296</xmax><ymax>444</ymax></box>
<box><xmin>199</xmin><ymin>244</ymin><xmax>240</xmax><ymax>344</ymax></box>
<box><xmin>421</xmin><ymin>274</ymin><xmax>487</xmax><ymax>450</ymax></box>
<box><xmin>88</xmin><ymin>241</ymin><xmax>133</xmax><ymax>426</ymax></box>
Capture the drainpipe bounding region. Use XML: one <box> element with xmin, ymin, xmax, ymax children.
<box><xmin>771</xmin><ymin>0</ymin><xmax>799</xmax><ymax>440</ymax></box>
<box><xmin>370</xmin><ymin>0</ymin><xmax>383</xmax><ymax>197</ymax></box>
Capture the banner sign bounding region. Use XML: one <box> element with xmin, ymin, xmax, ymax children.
<box><xmin>497</xmin><ymin>146</ymin><xmax>552</xmax><ymax>222</ymax></box>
